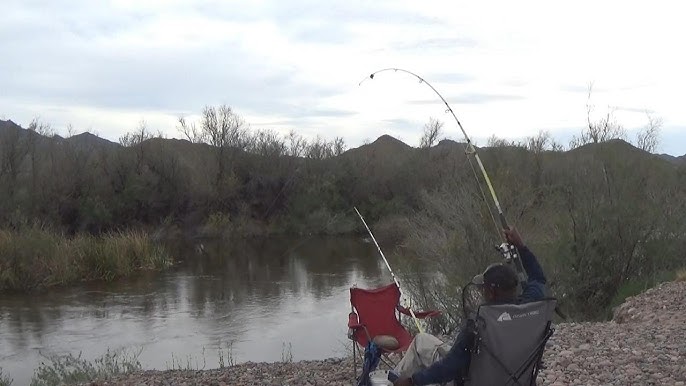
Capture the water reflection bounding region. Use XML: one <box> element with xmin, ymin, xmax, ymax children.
<box><xmin>0</xmin><ymin>236</ymin><xmax>392</xmax><ymax>385</ymax></box>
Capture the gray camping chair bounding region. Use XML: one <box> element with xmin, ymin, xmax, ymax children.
<box><xmin>464</xmin><ymin>299</ymin><xmax>557</xmax><ymax>386</ymax></box>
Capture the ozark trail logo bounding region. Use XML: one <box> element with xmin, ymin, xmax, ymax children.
<box><xmin>497</xmin><ymin>310</ymin><xmax>540</xmax><ymax>322</ymax></box>
<box><xmin>497</xmin><ymin>312</ymin><xmax>512</xmax><ymax>322</ymax></box>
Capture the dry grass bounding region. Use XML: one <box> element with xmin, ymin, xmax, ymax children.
<box><xmin>0</xmin><ymin>226</ymin><xmax>173</xmax><ymax>292</ymax></box>
<box><xmin>676</xmin><ymin>268</ymin><xmax>686</xmax><ymax>282</ymax></box>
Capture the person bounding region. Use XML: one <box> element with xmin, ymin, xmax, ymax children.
<box><xmin>392</xmin><ymin>227</ymin><xmax>547</xmax><ymax>386</ymax></box>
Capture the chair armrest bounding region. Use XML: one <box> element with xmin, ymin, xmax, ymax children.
<box><xmin>348</xmin><ymin>312</ymin><xmax>363</xmax><ymax>329</ymax></box>
<box><xmin>397</xmin><ymin>306</ymin><xmax>442</xmax><ymax>319</ymax></box>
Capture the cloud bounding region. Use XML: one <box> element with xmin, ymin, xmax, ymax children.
<box><xmin>425</xmin><ymin>72</ymin><xmax>474</xmax><ymax>84</ymax></box>
<box><xmin>560</xmin><ymin>85</ymin><xmax>595</xmax><ymax>94</ymax></box>
<box><xmin>612</xmin><ymin>106</ymin><xmax>655</xmax><ymax>114</ymax></box>
<box><xmin>382</xmin><ymin>118</ymin><xmax>420</xmax><ymax>130</ymax></box>
<box><xmin>391</xmin><ymin>37</ymin><xmax>477</xmax><ymax>51</ymax></box>
<box><xmin>409</xmin><ymin>93</ymin><xmax>524</xmax><ymax>105</ymax></box>
<box><xmin>561</xmin><ymin>84</ymin><xmax>652</xmax><ymax>94</ymax></box>
<box><xmin>1</xmin><ymin>0</ymin><xmax>685</xmax><ymax>156</ymax></box>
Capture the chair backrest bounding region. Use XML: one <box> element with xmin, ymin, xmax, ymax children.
<box><xmin>349</xmin><ymin>283</ymin><xmax>413</xmax><ymax>350</ymax></box>
<box><xmin>465</xmin><ymin>299</ymin><xmax>557</xmax><ymax>386</ymax></box>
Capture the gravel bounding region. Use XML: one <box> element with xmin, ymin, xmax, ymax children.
<box><xmin>86</xmin><ymin>281</ymin><xmax>686</xmax><ymax>385</ymax></box>
<box><xmin>539</xmin><ymin>281</ymin><xmax>686</xmax><ymax>386</ymax></box>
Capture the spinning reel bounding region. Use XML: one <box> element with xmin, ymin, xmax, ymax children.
<box><xmin>494</xmin><ymin>242</ymin><xmax>527</xmax><ymax>287</ymax></box>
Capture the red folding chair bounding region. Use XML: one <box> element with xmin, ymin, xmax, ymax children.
<box><xmin>347</xmin><ymin>282</ymin><xmax>441</xmax><ymax>378</ymax></box>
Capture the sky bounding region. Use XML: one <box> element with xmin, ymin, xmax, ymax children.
<box><xmin>2</xmin><ymin>0</ymin><xmax>685</xmax><ymax>155</ymax></box>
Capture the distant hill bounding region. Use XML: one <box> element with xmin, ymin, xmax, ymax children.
<box><xmin>658</xmin><ymin>153</ymin><xmax>686</xmax><ymax>166</ymax></box>
<box><xmin>65</xmin><ymin>132</ymin><xmax>119</xmax><ymax>150</ymax></box>
<box><xmin>0</xmin><ymin>119</ymin><xmax>25</xmax><ymax>136</ymax></box>
<box><xmin>342</xmin><ymin>134</ymin><xmax>413</xmax><ymax>159</ymax></box>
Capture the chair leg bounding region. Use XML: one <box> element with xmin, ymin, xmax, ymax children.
<box><xmin>380</xmin><ymin>353</ymin><xmax>397</xmax><ymax>370</ymax></box>
<box><xmin>352</xmin><ymin>340</ymin><xmax>357</xmax><ymax>383</ymax></box>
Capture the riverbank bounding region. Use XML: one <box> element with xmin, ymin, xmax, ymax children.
<box><xmin>0</xmin><ymin>227</ymin><xmax>173</xmax><ymax>292</ymax></box>
<box><xmin>83</xmin><ymin>280</ymin><xmax>686</xmax><ymax>386</ymax></box>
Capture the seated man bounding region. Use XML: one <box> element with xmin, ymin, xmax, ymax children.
<box><xmin>393</xmin><ymin>228</ymin><xmax>547</xmax><ymax>386</ymax></box>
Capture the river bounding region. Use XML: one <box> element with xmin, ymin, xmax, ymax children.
<box><xmin>0</xmin><ymin>236</ymin><xmax>392</xmax><ymax>385</ymax></box>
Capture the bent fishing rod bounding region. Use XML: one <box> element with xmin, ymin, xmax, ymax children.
<box><xmin>359</xmin><ymin>68</ymin><xmax>527</xmax><ymax>287</ymax></box>
<box><xmin>353</xmin><ymin>207</ymin><xmax>424</xmax><ymax>333</ymax></box>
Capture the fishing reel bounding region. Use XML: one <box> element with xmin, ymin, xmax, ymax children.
<box><xmin>495</xmin><ymin>242</ymin><xmax>518</xmax><ymax>263</ymax></box>
<box><xmin>495</xmin><ymin>242</ymin><xmax>527</xmax><ymax>284</ymax></box>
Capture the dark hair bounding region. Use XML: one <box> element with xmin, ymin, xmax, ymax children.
<box><xmin>482</xmin><ymin>264</ymin><xmax>518</xmax><ymax>290</ymax></box>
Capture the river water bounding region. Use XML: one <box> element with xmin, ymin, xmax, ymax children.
<box><xmin>0</xmin><ymin>236</ymin><xmax>392</xmax><ymax>385</ymax></box>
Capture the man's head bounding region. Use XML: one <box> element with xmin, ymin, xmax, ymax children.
<box><xmin>472</xmin><ymin>263</ymin><xmax>518</xmax><ymax>303</ymax></box>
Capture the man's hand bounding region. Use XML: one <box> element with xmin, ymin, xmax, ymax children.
<box><xmin>394</xmin><ymin>377</ymin><xmax>413</xmax><ymax>386</ymax></box>
<box><xmin>504</xmin><ymin>227</ymin><xmax>525</xmax><ymax>249</ymax></box>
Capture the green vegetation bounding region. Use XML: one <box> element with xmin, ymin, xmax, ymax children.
<box><xmin>395</xmin><ymin>115</ymin><xmax>686</xmax><ymax>326</ymax></box>
<box><xmin>676</xmin><ymin>268</ymin><xmax>686</xmax><ymax>282</ymax></box>
<box><xmin>30</xmin><ymin>349</ymin><xmax>141</xmax><ymax>386</ymax></box>
<box><xmin>0</xmin><ymin>226</ymin><xmax>173</xmax><ymax>291</ymax></box>
<box><xmin>165</xmin><ymin>349</ymin><xmax>207</xmax><ymax>372</ymax></box>
<box><xmin>1</xmin><ymin>104</ymin><xmax>685</xmax><ymax>321</ymax></box>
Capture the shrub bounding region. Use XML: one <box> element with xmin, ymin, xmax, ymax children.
<box><xmin>0</xmin><ymin>226</ymin><xmax>173</xmax><ymax>292</ymax></box>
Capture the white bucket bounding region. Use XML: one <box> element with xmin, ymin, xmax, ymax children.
<box><xmin>369</xmin><ymin>370</ymin><xmax>392</xmax><ymax>386</ymax></box>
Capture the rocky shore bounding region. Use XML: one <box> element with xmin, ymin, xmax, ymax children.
<box><xmin>88</xmin><ymin>281</ymin><xmax>686</xmax><ymax>386</ymax></box>
<box><xmin>540</xmin><ymin>281</ymin><xmax>686</xmax><ymax>386</ymax></box>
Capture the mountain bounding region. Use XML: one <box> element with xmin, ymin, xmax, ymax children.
<box><xmin>66</xmin><ymin>132</ymin><xmax>119</xmax><ymax>150</ymax></box>
<box><xmin>658</xmin><ymin>153</ymin><xmax>686</xmax><ymax>166</ymax></box>
<box><xmin>0</xmin><ymin>119</ymin><xmax>23</xmax><ymax>132</ymax></box>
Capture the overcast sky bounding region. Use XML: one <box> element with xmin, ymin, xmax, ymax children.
<box><xmin>2</xmin><ymin>0</ymin><xmax>685</xmax><ymax>155</ymax></box>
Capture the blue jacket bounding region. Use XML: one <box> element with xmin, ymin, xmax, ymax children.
<box><xmin>411</xmin><ymin>246</ymin><xmax>547</xmax><ymax>386</ymax></box>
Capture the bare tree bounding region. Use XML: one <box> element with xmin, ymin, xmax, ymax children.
<box><xmin>28</xmin><ymin>117</ymin><xmax>53</xmax><ymax>137</ymax></box>
<box><xmin>420</xmin><ymin>117</ymin><xmax>444</xmax><ymax>148</ymax></box>
<box><xmin>636</xmin><ymin>113</ymin><xmax>662</xmax><ymax>153</ymax></box>
<box><xmin>526</xmin><ymin>130</ymin><xmax>551</xmax><ymax>153</ymax></box>
<box><xmin>176</xmin><ymin>105</ymin><xmax>249</xmax><ymax>201</ymax></box>
<box><xmin>26</xmin><ymin>118</ymin><xmax>53</xmax><ymax>211</ymax></box>
<box><xmin>550</xmin><ymin>140</ymin><xmax>564</xmax><ymax>152</ymax></box>
<box><xmin>202</xmin><ymin>105</ymin><xmax>248</xmax><ymax>150</ymax></box>
<box><xmin>178</xmin><ymin>116</ymin><xmax>203</xmax><ymax>143</ymax></box>
<box><xmin>305</xmin><ymin>136</ymin><xmax>333</xmax><ymax>159</ymax></box>
<box><xmin>119</xmin><ymin>120</ymin><xmax>152</xmax><ymax>147</ymax></box>
<box><xmin>570</xmin><ymin>85</ymin><xmax>627</xmax><ymax>148</ymax></box>
<box><xmin>332</xmin><ymin>137</ymin><xmax>346</xmax><ymax>156</ymax></box>
<box><xmin>249</xmin><ymin>129</ymin><xmax>287</xmax><ymax>158</ymax></box>
<box><xmin>287</xmin><ymin>130</ymin><xmax>307</xmax><ymax>157</ymax></box>
<box><xmin>119</xmin><ymin>120</ymin><xmax>154</xmax><ymax>174</ymax></box>
<box><xmin>487</xmin><ymin>135</ymin><xmax>516</xmax><ymax>148</ymax></box>
<box><xmin>0</xmin><ymin>123</ymin><xmax>29</xmax><ymax>202</ymax></box>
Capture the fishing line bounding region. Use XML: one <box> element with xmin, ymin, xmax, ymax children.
<box><xmin>353</xmin><ymin>207</ymin><xmax>424</xmax><ymax>333</ymax></box>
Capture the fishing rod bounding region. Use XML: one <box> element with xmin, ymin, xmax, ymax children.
<box><xmin>353</xmin><ymin>207</ymin><xmax>424</xmax><ymax>333</ymax></box>
<box><xmin>359</xmin><ymin>68</ymin><xmax>528</xmax><ymax>287</ymax></box>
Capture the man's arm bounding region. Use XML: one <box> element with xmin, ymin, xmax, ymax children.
<box><xmin>518</xmin><ymin>246</ymin><xmax>547</xmax><ymax>301</ymax></box>
<box><xmin>403</xmin><ymin>328</ymin><xmax>472</xmax><ymax>386</ymax></box>
<box><xmin>504</xmin><ymin>228</ymin><xmax>547</xmax><ymax>301</ymax></box>
<box><xmin>519</xmin><ymin>246</ymin><xmax>546</xmax><ymax>285</ymax></box>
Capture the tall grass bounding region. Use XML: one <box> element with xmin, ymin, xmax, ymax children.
<box><xmin>30</xmin><ymin>349</ymin><xmax>142</xmax><ymax>386</ymax></box>
<box><xmin>0</xmin><ymin>367</ymin><xmax>12</xmax><ymax>386</ymax></box>
<box><xmin>676</xmin><ymin>268</ymin><xmax>686</xmax><ymax>282</ymax></box>
<box><xmin>0</xmin><ymin>226</ymin><xmax>173</xmax><ymax>292</ymax></box>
